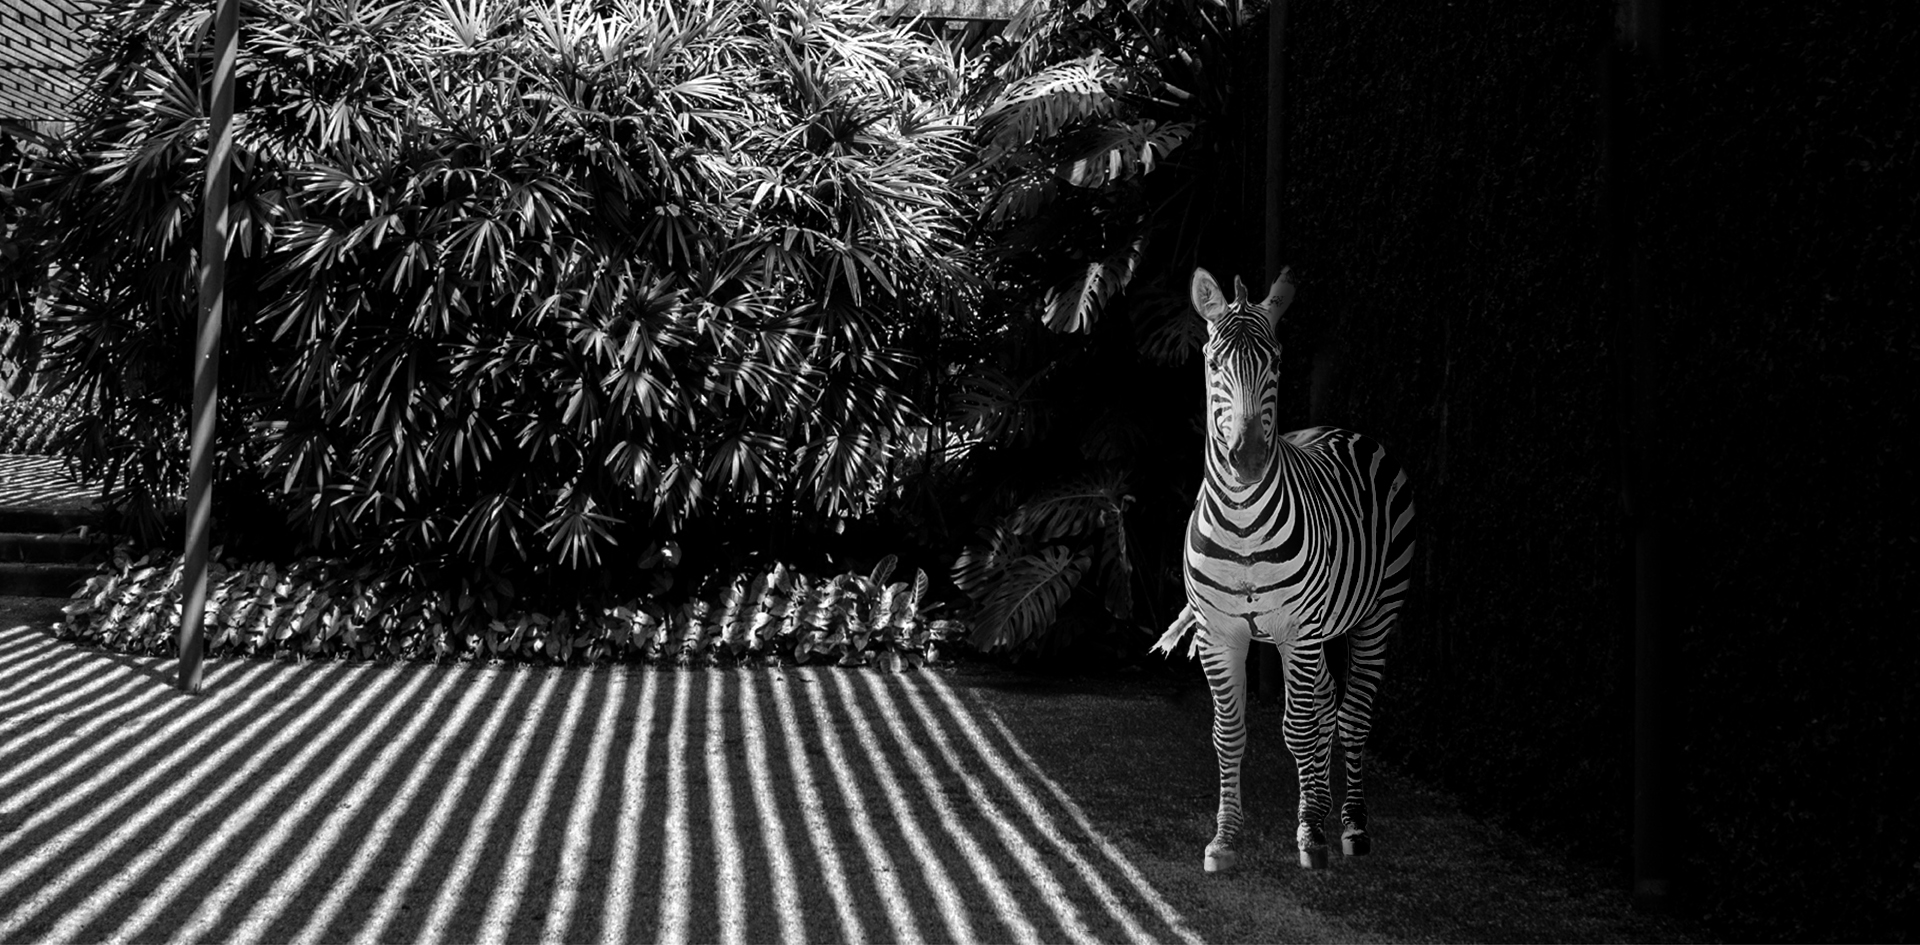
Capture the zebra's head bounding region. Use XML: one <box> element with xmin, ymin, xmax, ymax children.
<box><xmin>1191</xmin><ymin>267</ymin><xmax>1296</xmax><ymax>486</ymax></box>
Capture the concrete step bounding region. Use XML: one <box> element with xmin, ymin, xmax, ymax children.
<box><xmin>0</xmin><ymin>561</ymin><xmax>94</xmax><ymax>597</ymax></box>
<box><xmin>0</xmin><ymin>532</ymin><xmax>97</xmax><ymax>563</ymax></box>
<box><xmin>0</xmin><ymin>507</ymin><xmax>92</xmax><ymax>534</ymax></box>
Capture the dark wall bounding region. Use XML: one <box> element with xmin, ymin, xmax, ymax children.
<box><xmin>1277</xmin><ymin>2</ymin><xmax>1915</xmax><ymax>941</ymax></box>
<box><xmin>1640</xmin><ymin>6</ymin><xmax>1916</xmax><ymax>941</ymax></box>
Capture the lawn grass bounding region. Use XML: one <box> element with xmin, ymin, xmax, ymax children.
<box><xmin>960</xmin><ymin>663</ymin><xmax>1709</xmax><ymax>943</ymax></box>
<box><xmin>0</xmin><ymin>596</ymin><xmax>1705</xmax><ymax>943</ymax></box>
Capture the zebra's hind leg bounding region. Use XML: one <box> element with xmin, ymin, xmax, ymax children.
<box><xmin>1336</xmin><ymin>611</ymin><xmax>1395</xmax><ymax>857</ymax></box>
<box><xmin>1198</xmin><ymin>631</ymin><xmax>1252</xmax><ymax>872</ymax></box>
<box><xmin>1284</xmin><ymin>641</ymin><xmax>1339</xmax><ymax>869</ymax></box>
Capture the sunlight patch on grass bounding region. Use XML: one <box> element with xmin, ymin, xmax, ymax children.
<box><xmin>765</xmin><ymin>668</ymin><xmax>869</xmax><ymax>942</ymax></box>
<box><xmin>785</xmin><ymin>667</ymin><xmax>925</xmax><ymax>940</ymax></box>
<box><xmin>312</xmin><ymin>667</ymin><xmax>530</xmax><ymax>942</ymax></box>
<box><xmin>653</xmin><ymin>668</ymin><xmax>695</xmax><ymax>943</ymax></box>
<box><xmin>1</xmin><ymin>623</ymin><xmax>1215</xmax><ymax>944</ymax></box>
<box><xmin>540</xmin><ymin>667</ymin><xmax>624</xmax><ymax>942</ymax></box>
<box><xmin>0</xmin><ymin>660</ymin><xmax>186</xmax><ymax>796</ymax></box>
<box><xmin>0</xmin><ymin>658</ymin><xmax>265</xmax><ymax>805</ymax></box>
<box><xmin>219</xmin><ymin>664</ymin><xmax>496</xmax><ymax>941</ymax></box>
<box><xmin>704</xmin><ymin>671</ymin><xmax>749</xmax><ymax>945</ymax></box>
<box><xmin>106</xmin><ymin>664</ymin><xmax>444</xmax><ymax>943</ymax></box>
<box><xmin>922</xmin><ymin>673</ymin><xmax>1209</xmax><ymax>945</ymax></box>
<box><xmin>823</xmin><ymin>668</ymin><xmax>984</xmax><ymax>942</ymax></box>
<box><xmin>410</xmin><ymin>670</ymin><xmax>562</xmax><ymax>943</ymax></box>
<box><xmin>0</xmin><ymin>639</ymin><xmax>95</xmax><ymax>715</ymax></box>
<box><xmin>857</xmin><ymin>669</ymin><xmax>1076</xmax><ymax>943</ymax></box>
<box><xmin>602</xmin><ymin>666</ymin><xmax>663</xmax><ymax>942</ymax></box>
<box><xmin>736</xmin><ymin>669</ymin><xmax>807</xmax><ymax>943</ymax></box>
<box><xmin>476</xmin><ymin>664</ymin><xmax>594</xmax><ymax>942</ymax></box>
<box><xmin>0</xmin><ymin>661</ymin><xmax>326</xmax><ymax>931</ymax></box>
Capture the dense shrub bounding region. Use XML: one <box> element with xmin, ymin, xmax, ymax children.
<box><xmin>57</xmin><ymin>547</ymin><xmax>962</xmax><ymax>670</ymax></box>
<box><xmin>19</xmin><ymin>0</ymin><xmax>976</xmax><ymax>590</ymax></box>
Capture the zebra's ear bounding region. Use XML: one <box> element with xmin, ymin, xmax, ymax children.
<box><xmin>1260</xmin><ymin>268</ymin><xmax>1296</xmax><ymax>328</ymax></box>
<box><xmin>1190</xmin><ymin>268</ymin><xmax>1229</xmax><ymax>323</ymax></box>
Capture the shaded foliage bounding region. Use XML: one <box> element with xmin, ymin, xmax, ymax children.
<box><xmin>927</xmin><ymin>0</ymin><xmax>1274</xmax><ymax>656</ymax></box>
<box><xmin>0</xmin><ymin>124</ymin><xmax>61</xmax><ymax>399</ymax></box>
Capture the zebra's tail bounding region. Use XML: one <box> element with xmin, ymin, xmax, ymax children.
<box><xmin>1149</xmin><ymin>604</ymin><xmax>1200</xmax><ymax>657</ymax></box>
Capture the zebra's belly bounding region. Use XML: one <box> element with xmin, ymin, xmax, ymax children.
<box><xmin>1186</xmin><ymin>570</ymin><xmax>1308</xmax><ymax>645</ymax></box>
<box><xmin>1185</xmin><ymin>553</ymin><xmax>1378</xmax><ymax>647</ymax></box>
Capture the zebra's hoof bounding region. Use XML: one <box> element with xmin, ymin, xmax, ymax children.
<box><xmin>1342</xmin><ymin>833</ymin><xmax>1371</xmax><ymax>856</ymax></box>
<box><xmin>1298</xmin><ymin>845</ymin><xmax>1329</xmax><ymax>869</ymax></box>
<box><xmin>1204</xmin><ymin>848</ymin><xmax>1237</xmax><ymax>872</ymax></box>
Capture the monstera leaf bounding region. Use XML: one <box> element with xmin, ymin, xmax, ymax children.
<box><xmin>969</xmin><ymin>546</ymin><xmax>1089</xmax><ymax>652</ymax></box>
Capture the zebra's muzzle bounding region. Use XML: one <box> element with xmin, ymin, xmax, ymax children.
<box><xmin>1228</xmin><ymin>433</ymin><xmax>1270</xmax><ymax>484</ymax></box>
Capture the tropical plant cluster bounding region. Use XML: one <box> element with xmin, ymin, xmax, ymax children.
<box><xmin>0</xmin><ymin>393</ymin><xmax>74</xmax><ymax>454</ymax></box>
<box><xmin>915</xmin><ymin>0</ymin><xmax>1272</xmax><ymax>654</ymax></box>
<box><xmin>1</xmin><ymin>122</ymin><xmax>59</xmax><ymax>400</ymax></box>
<box><xmin>17</xmin><ymin>0</ymin><xmax>974</xmax><ymax>598</ymax></box>
<box><xmin>10</xmin><ymin>0</ymin><xmax>1290</xmax><ymax>662</ymax></box>
<box><xmin>58</xmin><ymin>545</ymin><xmax>960</xmax><ymax>669</ymax></box>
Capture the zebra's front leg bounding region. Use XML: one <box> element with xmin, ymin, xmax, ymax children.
<box><xmin>1198</xmin><ymin>630</ymin><xmax>1252</xmax><ymax>872</ymax></box>
<box><xmin>1283</xmin><ymin>641</ymin><xmax>1338</xmax><ymax>869</ymax></box>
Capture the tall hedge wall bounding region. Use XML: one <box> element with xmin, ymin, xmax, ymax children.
<box><xmin>1276</xmin><ymin>2</ymin><xmax>1915</xmax><ymax>941</ymax></box>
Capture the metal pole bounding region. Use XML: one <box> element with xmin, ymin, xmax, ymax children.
<box><xmin>1604</xmin><ymin>0</ymin><xmax>1672</xmax><ymax>912</ymax></box>
<box><xmin>179</xmin><ymin>0</ymin><xmax>239</xmax><ymax>694</ymax></box>
<box><xmin>1263</xmin><ymin>0</ymin><xmax>1288</xmax><ymax>284</ymax></box>
<box><xmin>1256</xmin><ymin>0</ymin><xmax>1290</xmax><ymax>702</ymax></box>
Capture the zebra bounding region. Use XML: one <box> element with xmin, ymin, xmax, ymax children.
<box><xmin>1152</xmin><ymin>267</ymin><xmax>1416</xmax><ymax>872</ymax></box>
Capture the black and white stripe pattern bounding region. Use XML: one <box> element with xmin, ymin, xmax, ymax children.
<box><xmin>1163</xmin><ymin>268</ymin><xmax>1416</xmax><ymax>872</ymax></box>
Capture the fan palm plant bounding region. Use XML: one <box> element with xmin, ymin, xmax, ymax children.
<box><xmin>21</xmin><ymin>0</ymin><xmax>977</xmax><ymax>609</ymax></box>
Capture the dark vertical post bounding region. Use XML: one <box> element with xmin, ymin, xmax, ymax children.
<box><xmin>179</xmin><ymin>0</ymin><xmax>240</xmax><ymax>694</ymax></box>
<box><xmin>1603</xmin><ymin>0</ymin><xmax>1672</xmax><ymax>912</ymax></box>
<box><xmin>1258</xmin><ymin>0</ymin><xmax>1290</xmax><ymax>702</ymax></box>
<box><xmin>1264</xmin><ymin>0</ymin><xmax>1289</xmax><ymax>282</ymax></box>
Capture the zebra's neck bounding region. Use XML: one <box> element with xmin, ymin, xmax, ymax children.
<box><xmin>1201</xmin><ymin>436</ymin><xmax>1292</xmax><ymax>518</ymax></box>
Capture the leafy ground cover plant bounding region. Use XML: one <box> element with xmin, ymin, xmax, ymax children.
<box><xmin>0</xmin><ymin>393</ymin><xmax>75</xmax><ymax>455</ymax></box>
<box><xmin>56</xmin><ymin>547</ymin><xmax>964</xmax><ymax>669</ymax></box>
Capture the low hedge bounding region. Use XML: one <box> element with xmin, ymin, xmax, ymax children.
<box><xmin>0</xmin><ymin>393</ymin><xmax>72</xmax><ymax>454</ymax></box>
<box><xmin>55</xmin><ymin>547</ymin><xmax>965</xmax><ymax>670</ymax></box>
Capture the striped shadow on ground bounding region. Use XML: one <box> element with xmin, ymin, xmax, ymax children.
<box><xmin>0</xmin><ymin>455</ymin><xmax>93</xmax><ymax>510</ymax></box>
<box><xmin>0</xmin><ymin>615</ymin><xmax>1203</xmax><ymax>945</ymax></box>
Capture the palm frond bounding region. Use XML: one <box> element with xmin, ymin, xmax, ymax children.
<box><xmin>1041</xmin><ymin>234</ymin><xmax>1143</xmax><ymax>333</ymax></box>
